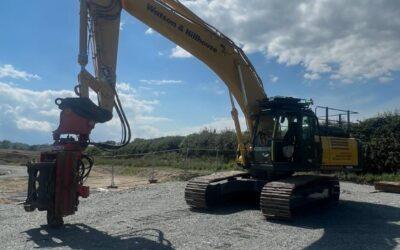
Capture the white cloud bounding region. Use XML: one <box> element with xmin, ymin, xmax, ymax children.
<box><xmin>378</xmin><ymin>76</ymin><xmax>393</xmax><ymax>84</ymax></box>
<box><xmin>117</xmin><ymin>82</ymin><xmax>136</xmax><ymax>94</ymax></box>
<box><xmin>38</xmin><ymin>109</ymin><xmax>60</xmax><ymax>118</ymax></box>
<box><xmin>170</xmin><ymin>46</ymin><xmax>193</xmax><ymax>58</ymax></box>
<box><xmin>145</xmin><ymin>28</ymin><xmax>155</xmax><ymax>35</ymax></box>
<box><xmin>140</xmin><ymin>79</ymin><xmax>183</xmax><ymax>85</ymax></box>
<box><xmin>180</xmin><ymin>0</ymin><xmax>400</xmax><ymax>83</ymax></box>
<box><xmin>0</xmin><ymin>82</ymin><xmax>168</xmax><ymax>143</ymax></box>
<box><xmin>0</xmin><ymin>64</ymin><xmax>41</xmax><ymax>81</ymax></box>
<box><xmin>93</xmin><ymin>82</ymin><xmax>170</xmax><ymax>141</ymax></box>
<box><xmin>139</xmin><ymin>86</ymin><xmax>152</xmax><ymax>91</ymax></box>
<box><xmin>137</xmin><ymin>116</ymin><xmax>171</xmax><ymax>123</ymax></box>
<box><xmin>304</xmin><ymin>72</ymin><xmax>321</xmax><ymax>81</ymax></box>
<box><xmin>152</xmin><ymin>91</ymin><xmax>166</xmax><ymax>97</ymax></box>
<box><xmin>0</xmin><ymin>82</ymin><xmax>74</xmax><ymax>142</ymax></box>
<box><xmin>16</xmin><ymin>118</ymin><xmax>52</xmax><ymax>132</ymax></box>
<box><xmin>269</xmin><ymin>75</ymin><xmax>279</xmax><ymax>83</ymax></box>
<box><xmin>120</xmin><ymin>21</ymin><xmax>125</xmax><ymax>31</ymax></box>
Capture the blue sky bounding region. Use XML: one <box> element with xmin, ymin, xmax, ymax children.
<box><xmin>0</xmin><ymin>0</ymin><xmax>399</xmax><ymax>144</ymax></box>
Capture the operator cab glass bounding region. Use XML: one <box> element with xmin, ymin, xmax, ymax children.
<box><xmin>253</xmin><ymin>111</ymin><xmax>320</xmax><ymax>166</ymax></box>
<box><xmin>253</xmin><ymin>115</ymin><xmax>273</xmax><ymax>163</ymax></box>
<box><xmin>272</xmin><ymin>114</ymin><xmax>299</xmax><ymax>163</ymax></box>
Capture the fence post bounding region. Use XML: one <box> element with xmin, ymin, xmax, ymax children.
<box><xmin>108</xmin><ymin>153</ymin><xmax>118</xmax><ymax>189</ymax></box>
<box><xmin>182</xmin><ymin>147</ymin><xmax>189</xmax><ymax>179</ymax></box>
<box><xmin>149</xmin><ymin>152</ymin><xmax>158</xmax><ymax>183</ymax></box>
<box><xmin>347</xmin><ymin>110</ymin><xmax>351</xmax><ymax>132</ymax></box>
<box><xmin>215</xmin><ymin>149</ymin><xmax>219</xmax><ymax>170</ymax></box>
<box><xmin>325</xmin><ymin>107</ymin><xmax>329</xmax><ymax>126</ymax></box>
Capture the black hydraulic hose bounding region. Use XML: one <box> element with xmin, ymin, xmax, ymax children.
<box><xmin>116</xmin><ymin>92</ymin><xmax>132</xmax><ymax>144</ymax></box>
<box><xmin>91</xmin><ymin>92</ymin><xmax>131</xmax><ymax>151</ymax></box>
<box><xmin>80</xmin><ymin>154</ymin><xmax>94</xmax><ymax>183</ymax></box>
<box><xmin>115</xmin><ymin>101</ymin><xmax>126</xmax><ymax>144</ymax></box>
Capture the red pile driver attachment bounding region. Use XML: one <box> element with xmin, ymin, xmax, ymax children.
<box><xmin>24</xmin><ymin>99</ymin><xmax>96</xmax><ymax>228</ymax></box>
<box><xmin>24</xmin><ymin>144</ymin><xmax>91</xmax><ymax>228</ymax></box>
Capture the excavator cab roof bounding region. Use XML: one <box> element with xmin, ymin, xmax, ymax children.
<box><xmin>258</xmin><ymin>96</ymin><xmax>314</xmax><ymax>116</ymax></box>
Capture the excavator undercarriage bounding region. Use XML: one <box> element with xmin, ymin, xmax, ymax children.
<box><xmin>185</xmin><ymin>172</ymin><xmax>340</xmax><ymax>220</ymax></box>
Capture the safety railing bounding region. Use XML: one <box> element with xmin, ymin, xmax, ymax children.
<box><xmin>315</xmin><ymin>106</ymin><xmax>358</xmax><ymax>132</ymax></box>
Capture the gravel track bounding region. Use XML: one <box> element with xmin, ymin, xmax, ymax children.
<box><xmin>0</xmin><ymin>181</ymin><xmax>399</xmax><ymax>249</ymax></box>
<box><xmin>0</xmin><ymin>165</ymin><xmax>27</xmax><ymax>179</ymax></box>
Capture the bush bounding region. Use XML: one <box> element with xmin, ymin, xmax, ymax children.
<box><xmin>351</xmin><ymin>111</ymin><xmax>400</xmax><ymax>174</ymax></box>
<box><xmin>180</xmin><ymin>129</ymin><xmax>237</xmax><ymax>159</ymax></box>
<box><xmin>0</xmin><ymin>140</ymin><xmax>49</xmax><ymax>151</ymax></box>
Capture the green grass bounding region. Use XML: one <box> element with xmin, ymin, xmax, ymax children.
<box><xmin>93</xmin><ymin>153</ymin><xmax>237</xmax><ymax>172</ymax></box>
<box><xmin>93</xmin><ymin>153</ymin><xmax>400</xmax><ymax>185</ymax></box>
<box><xmin>93</xmin><ymin>153</ymin><xmax>239</xmax><ymax>182</ymax></box>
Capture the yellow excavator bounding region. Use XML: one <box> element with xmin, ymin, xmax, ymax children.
<box><xmin>24</xmin><ymin>0</ymin><xmax>362</xmax><ymax>227</ymax></box>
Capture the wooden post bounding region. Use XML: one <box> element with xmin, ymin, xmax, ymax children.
<box><xmin>149</xmin><ymin>152</ymin><xmax>158</xmax><ymax>183</ymax></box>
<box><xmin>184</xmin><ymin>147</ymin><xmax>189</xmax><ymax>178</ymax></box>
<box><xmin>108</xmin><ymin>153</ymin><xmax>118</xmax><ymax>189</ymax></box>
<box><xmin>215</xmin><ymin>149</ymin><xmax>219</xmax><ymax>170</ymax></box>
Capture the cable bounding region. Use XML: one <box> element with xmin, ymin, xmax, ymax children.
<box><xmin>83</xmin><ymin>1</ymin><xmax>131</xmax><ymax>151</ymax></box>
<box><xmin>91</xmin><ymin>94</ymin><xmax>131</xmax><ymax>150</ymax></box>
<box><xmin>78</xmin><ymin>154</ymin><xmax>94</xmax><ymax>183</ymax></box>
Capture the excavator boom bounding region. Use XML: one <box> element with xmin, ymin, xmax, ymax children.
<box><xmin>72</xmin><ymin>0</ymin><xmax>272</xmax><ymax>164</ymax></box>
<box><xmin>122</xmin><ymin>0</ymin><xmax>267</xmax><ymax>118</ymax></box>
<box><xmin>83</xmin><ymin>0</ymin><xmax>268</xmax><ymax>139</ymax></box>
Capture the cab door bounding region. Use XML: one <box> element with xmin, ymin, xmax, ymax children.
<box><xmin>301</xmin><ymin>115</ymin><xmax>320</xmax><ymax>168</ymax></box>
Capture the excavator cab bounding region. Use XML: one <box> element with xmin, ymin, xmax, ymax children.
<box><xmin>251</xmin><ymin>97</ymin><xmax>322</xmax><ymax>176</ymax></box>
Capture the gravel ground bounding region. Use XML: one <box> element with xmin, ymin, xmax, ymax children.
<box><xmin>0</xmin><ymin>181</ymin><xmax>399</xmax><ymax>250</ymax></box>
<box><xmin>0</xmin><ymin>165</ymin><xmax>27</xmax><ymax>179</ymax></box>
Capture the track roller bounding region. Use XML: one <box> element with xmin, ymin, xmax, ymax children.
<box><xmin>185</xmin><ymin>171</ymin><xmax>248</xmax><ymax>209</ymax></box>
<box><xmin>260</xmin><ymin>175</ymin><xmax>340</xmax><ymax>220</ymax></box>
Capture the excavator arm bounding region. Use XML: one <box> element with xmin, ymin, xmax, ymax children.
<box><xmin>83</xmin><ymin>0</ymin><xmax>268</xmax><ymax>122</ymax></box>
<box><xmin>79</xmin><ymin>0</ymin><xmax>269</xmax><ymax>162</ymax></box>
<box><xmin>78</xmin><ymin>0</ymin><xmax>121</xmax><ymax>114</ymax></box>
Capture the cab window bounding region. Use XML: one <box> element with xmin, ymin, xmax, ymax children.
<box><xmin>274</xmin><ymin>116</ymin><xmax>289</xmax><ymax>140</ymax></box>
<box><xmin>302</xmin><ymin>116</ymin><xmax>314</xmax><ymax>141</ymax></box>
<box><xmin>254</xmin><ymin>116</ymin><xmax>273</xmax><ymax>146</ymax></box>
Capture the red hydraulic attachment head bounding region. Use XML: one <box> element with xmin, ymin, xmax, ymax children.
<box><xmin>24</xmin><ymin>104</ymin><xmax>95</xmax><ymax>228</ymax></box>
<box><xmin>53</xmin><ymin>108</ymin><xmax>95</xmax><ymax>143</ymax></box>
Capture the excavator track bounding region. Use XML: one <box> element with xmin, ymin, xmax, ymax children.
<box><xmin>185</xmin><ymin>171</ymin><xmax>249</xmax><ymax>209</ymax></box>
<box><xmin>260</xmin><ymin>175</ymin><xmax>340</xmax><ymax>220</ymax></box>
